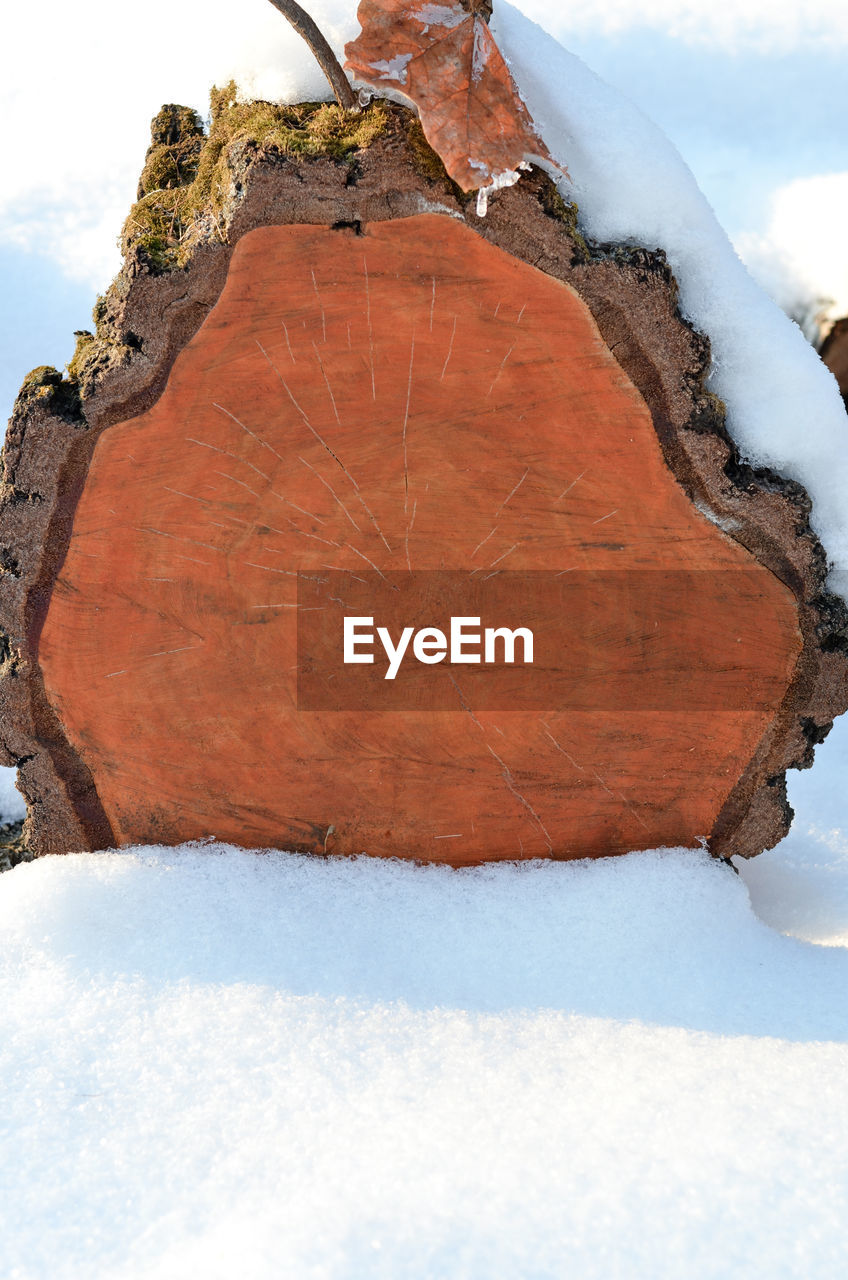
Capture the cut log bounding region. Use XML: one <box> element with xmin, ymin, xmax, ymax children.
<box><xmin>2</xmin><ymin>97</ymin><xmax>846</xmax><ymax>863</ymax></box>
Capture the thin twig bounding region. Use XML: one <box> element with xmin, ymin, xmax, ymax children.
<box><xmin>266</xmin><ymin>0</ymin><xmax>357</xmax><ymax>110</ymax></box>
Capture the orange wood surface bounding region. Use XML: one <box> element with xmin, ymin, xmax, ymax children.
<box><xmin>38</xmin><ymin>214</ymin><xmax>802</xmax><ymax>861</ymax></box>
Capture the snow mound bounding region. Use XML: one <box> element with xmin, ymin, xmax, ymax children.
<box><xmin>2</xmin><ymin>845</ymin><xmax>848</xmax><ymax>1280</ymax></box>
<box><xmin>737</xmin><ymin>713</ymin><xmax>848</xmax><ymax>945</ymax></box>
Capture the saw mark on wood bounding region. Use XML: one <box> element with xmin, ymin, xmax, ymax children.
<box><xmin>281</xmin><ymin>320</ymin><xmax>295</xmax><ymax>364</ymax></box>
<box><xmin>447</xmin><ymin>672</ymin><xmax>487</xmax><ymax>735</ymax></box>
<box><xmin>298</xmin><ymin>455</ymin><xmax>361</xmax><ymax>533</ymax></box>
<box><xmin>487</xmin><ymin>744</ymin><xmax>553</xmax><ymax>853</ymax></box>
<box><xmin>402</xmin><ymin>331</ymin><xmax>416</xmax><ymax>514</ymax></box>
<box><xmin>213</xmin><ymin>400</ymin><xmax>287</xmax><ymax>468</ymax></box>
<box><xmin>541</xmin><ymin>723</ymin><xmax>584</xmax><ymax>772</ymax></box>
<box><xmin>363</xmin><ymin>256</ymin><xmax>377</xmax><ymax>400</ymax></box>
<box><xmin>489</xmin><ymin>542</ymin><xmax>518</xmax><ymax>568</ymax></box>
<box><xmin>212</xmin><ymin>470</ymin><xmax>263</xmax><ymax>501</ymax></box>
<box><xmin>260</xmin><ymin>338</ymin><xmax>391</xmax><ymax>552</ymax></box>
<box><xmin>243</xmin><ymin>562</ymin><xmax>299</xmax><ymax>577</ymax></box>
<box><xmin>205</xmin><ymin>457</ymin><xmax>325</xmax><ymax>527</ymax></box>
<box><xmin>488</xmin><ymin>343</ymin><xmax>516</xmax><ymax>397</ymax></box>
<box><xmin>257</xmin><ymin>343</ymin><xmax>347</xmax><ymax>473</ymax></box>
<box><xmin>440</xmin><ymin>316</ymin><xmax>458</xmax><ymax>381</ymax></box>
<box><xmin>496</xmin><ymin>467</ymin><xmax>529</xmax><ymax>516</ymax></box>
<box><xmin>593</xmin><ymin>771</ymin><xmax>615</xmax><ymax>798</ymax></box>
<box><xmin>311</xmin><ymin>341</ymin><xmax>342</xmax><ymax>426</ymax></box>
<box><xmin>162</xmin><ymin>486</ymin><xmax>213</xmax><ymax>507</ymax></box>
<box><xmin>310</xmin><ymin>269</ymin><xmax>327</xmax><ymax>344</ymax></box>
<box><xmin>347</xmin><ymin>542</ymin><xmax>394</xmax><ymax>585</ymax></box>
<box><xmin>556</xmin><ymin>471</ymin><xmax>586</xmax><ymax>502</ymax></box>
<box><xmin>471</xmin><ymin>526</ymin><xmax>498</xmax><ymax>558</ymax></box>
<box><xmin>134</xmin><ymin>526</ymin><xmax>222</xmax><ymax>555</ymax></box>
<box><xmin>174</xmin><ymin>554</ymin><xmax>215</xmax><ymax>567</ymax></box>
<box><xmin>322</xmin><ymin>564</ymin><xmax>368</xmax><ymax>584</ymax></box>
<box><xmin>405</xmin><ymin>497</ymin><xmax>418</xmax><ymax>571</ymax></box>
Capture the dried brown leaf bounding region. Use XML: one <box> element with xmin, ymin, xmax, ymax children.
<box><xmin>344</xmin><ymin>0</ymin><xmax>563</xmax><ymax>196</ymax></box>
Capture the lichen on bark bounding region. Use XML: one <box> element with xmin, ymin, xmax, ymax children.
<box><xmin>124</xmin><ymin>84</ymin><xmax>391</xmax><ymax>273</ymax></box>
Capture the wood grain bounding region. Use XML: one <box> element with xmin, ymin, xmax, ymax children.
<box><xmin>35</xmin><ymin>215</ymin><xmax>801</xmax><ymax>861</ymax></box>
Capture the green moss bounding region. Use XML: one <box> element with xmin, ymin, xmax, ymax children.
<box><xmin>63</xmin><ymin>327</ymin><xmax>132</xmax><ymax>401</ymax></box>
<box><xmin>15</xmin><ymin>365</ymin><xmax>81</xmax><ymax>420</ymax></box>
<box><xmin>66</xmin><ymin>331</ymin><xmax>96</xmax><ymax>384</ymax></box>
<box><xmin>19</xmin><ymin>365</ymin><xmax>63</xmax><ymax>395</ymax></box>
<box><xmin>538</xmin><ymin>181</ymin><xmax>590</xmax><ymax>262</ymax></box>
<box><xmin>123</xmin><ymin>85</ymin><xmax>391</xmax><ymax>273</ymax></box>
<box><xmin>689</xmin><ymin>388</ymin><xmax>727</xmax><ymax>435</ymax></box>
<box><xmin>92</xmin><ymin>294</ymin><xmax>108</xmax><ymax>334</ymax></box>
<box><xmin>0</xmin><ymin>820</ymin><xmax>30</xmax><ymax>873</ymax></box>
<box><xmin>137</xmin><ymin>104</ymin><xmax>205</xmax><ymax>199</ymax></box>
<box><xmin>404</xmin><ymin>117</ymin><xmax>462</xmax><ymax>195</ymax></box>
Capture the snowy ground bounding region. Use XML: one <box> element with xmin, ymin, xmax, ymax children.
<box><xmin>1</xmin><ymin>722</ymin><xmax>848</xmax><ymax>1279</ymax></box>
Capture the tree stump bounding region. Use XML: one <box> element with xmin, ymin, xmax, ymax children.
<box><xmin>2</xmin><ymin>94</ymin><xmax>846</xmax><ymax>863</ymax></box>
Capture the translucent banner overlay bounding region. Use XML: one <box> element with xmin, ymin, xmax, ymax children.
<box><xmin>296</xmin><ymin>570</ymin><xmax>798</xmax><ymax>712</ymax></box>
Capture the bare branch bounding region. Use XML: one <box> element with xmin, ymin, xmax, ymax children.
<box><xmin>266</xmin><ymin>0</ymin><xmax>357</xmax><ymax>110</ymax></box>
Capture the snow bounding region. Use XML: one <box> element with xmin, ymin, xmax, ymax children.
<box><xmin>2</xmin><ymin>722</ymin><xmax>847</xmax><ymax>1276</ymax></box>
<box><xmin>415</xmin><ymin>4</ymin><xmax>467</xmax><ymax>32</ymax></box>
<box><xmin>736</xmin><ymin>715</ymin><xmax>848</xmax><ymax>947</ymax></box>
<box><xmin>2</xmin><ymin>722</ymin><xmax>848</xmax><ymax>1277</ymax></box>
<box><xmin>367</xmin><ymin>54</ymin><xmax>413</xmax><ymax>83</ymax></box>
<box><xmin>2</xmin><ymin>835</ymin><xmax>848</xmax><ymax>1280</ymax></box>
<box><xmin>736</xmin><ymin>172</ymin><xmax>848</xmax><ymax>334</ymax></box>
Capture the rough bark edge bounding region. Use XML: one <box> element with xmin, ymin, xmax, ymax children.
<box><xmin>2</xmin><ymin>101</ymin><xmax>846</xmax><ymax>859</ymax></box>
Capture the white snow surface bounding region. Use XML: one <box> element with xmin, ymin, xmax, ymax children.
<box><xmin>2</xmin><ymin>724</ymin><xmax>848</xmax><ymax>1279</ymax></box>
<box><xmin>2</xmin><ymin>837</ymin><xmax>848</xmax><ymax>1280</ymax></box>
<box><xmin>489</xmin><ymin>3</ymin><xmax>848</xmax><ymax>594</ymax></box>
<box><xmin>735</xmin><ymin>173</ymin><xmax>848</xmax><ymax>334</ymax></box>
